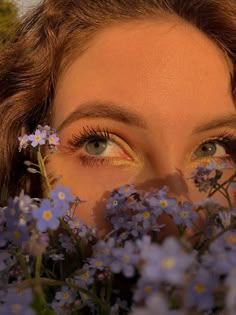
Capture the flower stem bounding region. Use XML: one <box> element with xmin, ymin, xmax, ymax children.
<box><xmin>37</xmin><ymin>147</ymin><xmax>51</xmax><ymax>196</ymax></box>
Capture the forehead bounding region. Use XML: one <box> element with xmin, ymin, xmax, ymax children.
<box><xmin>53</xmin><ymin>18</ymin><xmax>234</xmax><ymax>129</ymax></box>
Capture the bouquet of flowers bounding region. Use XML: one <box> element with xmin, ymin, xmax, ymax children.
<box><xmin>0</xmin><ymin>125</ymin><xmax>236</xmax><ymax>315</ymax></box>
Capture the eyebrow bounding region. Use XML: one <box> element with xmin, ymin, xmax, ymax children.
<box><xmin>56</xmin><ymin>101</ymin><xmax>148</xmax><ymax>131</ymax></box>
<box><xmin>56</xmin><ymin>100</ymin><xmax>236</xmax><ymax>134</ymax></box>
<box><xmin>192</xmin><ymin>113</ymin><xmax>236</xmax><ymax>134</ymax></box>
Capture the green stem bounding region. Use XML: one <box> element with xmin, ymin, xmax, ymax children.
<box><xmin>34</xmin><ymin>255</ymin><xmax>47</xmax><ymax>305</ymax></box>
<box><xmin>207</xmin><ymin>171</ymin><xmax>236</xmax><ymax>198</ymax></box>
<box><xmin>37</xmin><ymin>147</ymin><xmax>51</xmax><ymax>196</ymax></box>
<box><xmin>15</xmin><ymin>250</ymin><xmax>31</xmax><ymax>279</ymax></box>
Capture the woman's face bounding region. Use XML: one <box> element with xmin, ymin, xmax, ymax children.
<box><xmin>48</xmin><ymin>18</ymin><xmax>236</xmax><ymax>235</ymax></box>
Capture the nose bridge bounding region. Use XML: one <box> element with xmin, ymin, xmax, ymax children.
<box><xmin>138</xmin><ymin>145</ymin><xmax>190</xmax><ymax>198</ymax></box>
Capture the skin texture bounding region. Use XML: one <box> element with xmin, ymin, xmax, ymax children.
<box><xmin>47</xmin><ymin>17</ymin><xmax>236</xmax><ymax>235</ymax></box>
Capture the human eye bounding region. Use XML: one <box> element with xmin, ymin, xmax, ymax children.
<box><xmin>192</xmin><ymin>131</ymin><xmax>236</xmax><ymax>166</ymax></box>
<box><xmin>66</xmin><ymin>125</ymin><xmax>133</xmax><ymax>167</ymax></box>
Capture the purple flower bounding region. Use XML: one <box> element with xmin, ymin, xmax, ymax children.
<box><xmin>5</xmin><ymin>197</ymin><xmax>21</xmax><ymax>228</ymax></box>
<box><xmin>110</xmin><ymin>241</ymin><xmax>139</xmax><ymax>277</ymax></box>
<box><xmin>202</xmin><ymin>249</ymin><xmax>236</xmax><ymax>276</ymax></box>
<box><xmin>48</xmin><ymin>133</ymin><xmax>60</xmax><ymax>146</ymax></box>
<box><xmin>190</xmin><ymin>163</ymin><xmax>223</xmax><ymax>192</ymax></box>
<box><xmin>32</xmin><ymin>199</ymin><xmax>62</xmax><ymax>232</ymax></box>
<box><xmin>106</xmin><ymin>192</ymin><xmax>126</xmax><ymax>214</ymax></box>
<box><xmin>140</xmin><ymin>237</ymin><xmax>194</xmax><ymax>285</ymax></box>
<box><xmin>186</xmin><ymin>268</ymin><xmax>218</xmax><ymax>312</ymax></box>
<box><xmin>37</xmin><ymin>124</ymin><xmax>51</xmax><ymax>136</ymax></box>
<box><xmin>54</xmin><ymin>286</ymin><xmax>76</xmax><ymax>306</ymax></box>
<box><xmin>131</xmin><ymin>293</ymin><xmax>184</xmax><ymax>315</ymax></box>
<box><xmin>218</xmin><ymin>211</ymin><xmax>232</xmax><ymax>228</ymax></box>
<box><xmin>74</xmin><ymin>264</ymin><xmax>95</xmax><ymax>288</ymax></box>
<box><xmin>110</xmin><ymin>212</ymin><xmax>132</xmax><ymax>230</ymax></box>
<box><xmin>28</xmin><ymin>129</ymin><xmax>46</xmax><ymax>147</ymax></box>
<box><xmin>5</xmin><ymin>225</ymin><xmax>29</xmax><ymax>246</ymax></box>
<box><xmin>58</xmin><ymin>233</ymin><xmax>76</xmax><ymax>253</ymax></box>
<box><xmin>0</xmin><ymin>288</ymin><xmax>35</xmax><ymax>315</ymax></box>
<box><xmin>117</xmin><ymin>184</ymin><xmax>137</xmax><ymax>197</ymax></box>
<box><xmin>133</xmin><ymin>278</ymin><xmax>159</xmax><ymax>302</ymax></box>
<box><xmin>146</xmin><ymin>187</ymin><xmax>178</xmax><ymax>216</ymax></box>
<box><xmin>50</xmin><ymin>183</ymin><xmax>75</xmax><ymax>211</ymax></box>
<box><xmin>173</xmin><ymin>201</ymin><xmax>198</xmax><ymax>228</ymax></box>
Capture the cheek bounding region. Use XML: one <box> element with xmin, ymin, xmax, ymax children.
<box><xmin>46</xmin><ymin>153</ymin><xmax>141</xmax><ymax>234</ymax></box>
<box><xmin>46</xmin><ymin>151</ymin><xmax>236</xmax><ymax>236</ymax></box>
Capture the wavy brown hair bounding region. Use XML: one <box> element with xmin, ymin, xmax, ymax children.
<box><xmin>0</xmin><ymin>0</ymin><xmax>236</xmax><ymax>200</ymax></box>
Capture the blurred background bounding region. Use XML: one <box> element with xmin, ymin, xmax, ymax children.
<box><xmin>0</xmin><ymin>0</ymin><xmax>40</xmax><ymax>47</ymax></box>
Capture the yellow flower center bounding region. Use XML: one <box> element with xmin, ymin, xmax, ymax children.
<box><xmin>49</xmin><ymin>136</ymin><xmax>55</xmax><ymax>142</ymax></box>
<box><xmin>194</xmin><ymin>282</ymin><xmax>206</xmax><ymax>293</ymax></box>
<box><xmin>35</xmin><ymin>135</ymin><xmax>41</xmax><ymax>141</ymax></box>
<box><xmin>81</xmin><ymin>271</ymin><xmax>89</xmax><ymax>280</ymax></box>
<box><xmin>43</xmin><ymin>210</ymin><xmax>52</xmax><ymax>221</ymax></box>
<box><xmin>161</xmin><ymin>257</ymin><xmax>176</xmax><ymax>269</ymax></box>
<box><xmin>160</xmin><ymin>200</ymin><xmax>168</xmax><ymax>208</ymax></box>
<box><xmin>12</xmin><ymin>304</ymin><xmax>22</xmax><ymax>314</ymax></box>
<box><xmin>63</xmin><ymin>292</ymin><xmax>69</xmax><ymax>300</ymax></box>
<box><xmin>226</xmin><ymin>234</ymin><xmax>236</xmax><ymax>244</ymax></box>
<box><xmin>13</xmin><ymin>230</ymin><xmax>21</xmax><ymax>240</ymax></box>
<box><xmin>144</xmin><ymin>285</ymin><xmax>153</xmax><ymax>294</ymax></box>
<box><xmin>95</xmin><ymin>260</ymin><xmax>103</xmax><ymax>267</ymax></box>
<box><xmin>143</xmin><ymin>211</ymin><xmax>151</xmax><ymax>219</ymax></box>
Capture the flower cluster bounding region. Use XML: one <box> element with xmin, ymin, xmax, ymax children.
<box><xmin>18</xmin><ymin>125</ymin><xmax>59</xmax><ymax>151</ymax></box>
<box><xmin>0</xmin><ymin>126</ymin><xmax>235</xmax><ymax>315</ymax></box>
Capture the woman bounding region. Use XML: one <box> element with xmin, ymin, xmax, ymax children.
<box><xmin>0</xmin><ymin>0</ymin><xmax>235</xmax><ymax>234</ymax></box>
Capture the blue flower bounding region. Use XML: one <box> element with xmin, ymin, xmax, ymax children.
<box><xmin>0</xmin><ymin>288</ymin><xmax>35</xmax><ymax>315</ymax></box>
<box><xmin>54</xmin><ymin>286</ymin><xmax>76</xmax><ymax>307</ymax></box>
<box><xmin>133</xmin><ymin>278</ymin><xmax>159</xmax><ymax>302</ymax></box>
<box><xmin>173</xmin><ymin>201</ymin><xmax>198</xmax><ymax>228</ymax></box>
<box><xmin>106</xmin><ymin>192</ymin><xmax>126</xmax><ymax>214</ymax></box>
<box><xmin>50</xmin><ymin>183</ymin><xmax>75</xmax><ymax>210</ymax></box>
<box><xmin>5</xmin><ymin>225</ymin><xmax>29</xmax><ymax>246</ymax></box>
<box><xmin>140</xmin><ymin>237</ymin><xmax>194</xmax><ymax>285</ymax></box>
<box><xmin>74</xmin><ymin>264</ymin><xmax>95</xmax><ymax>288</ymax></box>
<box><xmin>48</xmin><ymin>133</ymin><xmax>60</xmax><ymax>146</ymax></box>
<box><xmin>28</xmin><ymin>129</ymin><xmax>46</xmax><ymax>147</ymax></box>
<box><xmin>32</xmin><ymin>199</ymin><xmax>61</xmax><ymax>232</ymax></box>
<box><xmin>110</xmin><ymin>241</ymin><xmax>139</xmax><ymax>277</ymax></box>
<box><xmin>185</xmin><ymin>268</ymin><xmax>218</xmax><ymax>312</ymax></box>
<box><xmin>131</xmin><ymin>293</ymin><xmax>184</xmax><ymax>315</ymax></box>
<box><xmin>58</xmin><ymin>233</ymin><xmax>76</xmax><ymax>253</ymax></box>
<box><xmin>146</xmin><ymin>187</ymin><xmax>178</xmax><ymax>216</ymax></box>
<box><xmin>117</xmin><ymin>184</ymin><xmax>137</xmax><ymax>197</ymax></box>
<box><xmin>4</xmin><ymin>197</ymin><xmax>21</xmax><ymax>228</ymax></box>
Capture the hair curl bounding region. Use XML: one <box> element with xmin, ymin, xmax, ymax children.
<box><xmin>0</xmin><ymin>0</ymin><xmax>236</xmax><ymax>199</ymax></box>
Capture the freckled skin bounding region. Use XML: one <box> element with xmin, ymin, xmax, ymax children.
<box><xmin>47</xmin><ymin>17</ymin><xmax>236</xmax><ymax>235</ymax></box>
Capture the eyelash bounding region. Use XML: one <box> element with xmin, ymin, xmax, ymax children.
<box><xmin>192</xmin><ymin>130</ymin><xmax>236</xmax><ymax>166</ymax></box>
<box><xmin>69</xmin><ymin>126</ymin><xmax>119</xmax><ymax>167</ymax></box>
<box><xmin>69</xmin><ymin>127</ymin><xmax>236</xmax><ymax>168</ymax></box>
